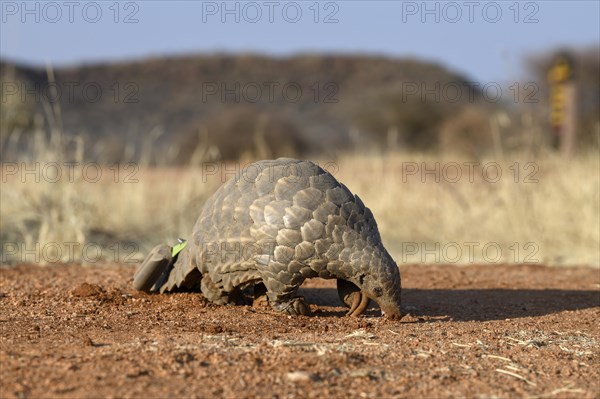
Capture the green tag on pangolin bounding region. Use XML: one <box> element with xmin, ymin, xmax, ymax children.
<box><xmin>171</xmin><ymin>240</ymin><xmax>187</xmax><ymax>257</ymax></box>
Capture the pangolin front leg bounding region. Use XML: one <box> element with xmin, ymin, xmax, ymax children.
<box><xmin>260</xmin><ymin>265</ymin><xmax>311</xmax><ymax>316</ymax></box>
<box><xmin>337</xmin><ymin>279</ymin><xmax>370</xmax><ymax>317</ymax></box>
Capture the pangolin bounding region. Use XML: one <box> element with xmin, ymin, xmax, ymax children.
<box><xmin>133</xmin><ymin>158</ymin><xmax>402</xmax><ymax>318</ymax></box>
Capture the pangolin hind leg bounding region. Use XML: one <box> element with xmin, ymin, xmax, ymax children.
<box><xmin>200</xmin><ymin>273</ymin><xmax>252</xmax><ymax>306</ymax></box>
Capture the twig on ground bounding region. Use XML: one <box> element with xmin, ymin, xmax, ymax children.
<box><xmin>483</xmin><ymin>354</ymin><xmax>512</xmax><ymax>362</ymax></box>
<box><xmin>495</xmin><ymin>368</ymin><xmax>537</xmax><ymax>386</ymax></box>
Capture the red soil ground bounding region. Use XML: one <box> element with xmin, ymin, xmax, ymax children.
<box><xmin>1</xmin><ymin>263</ymin><xmax>598</xmax><ymax>398</ymax></box>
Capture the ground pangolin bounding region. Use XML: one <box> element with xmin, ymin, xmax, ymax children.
<box><xmin>133</xmin><ymin>158</ymin><xmax>402</xmax><ymax>318</ymax></box>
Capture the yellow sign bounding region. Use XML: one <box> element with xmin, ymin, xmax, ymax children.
<box><xmin>548</xmin><ymin>58</ymin><xmax>572</xmax><ymax>83</ymax></box>
<box><xmin>548</xmin><ymin>55</ymin><xmax>574</xmax><ymax>128</ymax></box>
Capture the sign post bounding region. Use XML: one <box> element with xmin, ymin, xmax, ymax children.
<box><xmin>548</xmin><ymin>54</ymin><xmax>577</xmax><ymax>156</ymax></box>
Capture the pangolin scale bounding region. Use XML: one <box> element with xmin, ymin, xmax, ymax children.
<box><xmin>134</xmin><ymin>158</ymin><xmax>402</xmax><ymax>318</ymax></box>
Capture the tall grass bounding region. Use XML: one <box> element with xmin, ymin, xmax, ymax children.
<box><xmin>1</xmin><ymin>125</ymin><xmax>598</xmax><ymax>267</ymax></box>
<box><xmin>1</xmin><ymin>128</ymin><xmax>221</xmax><ymax>264</ymax></box>
<box><xmin>335</xmin><ymin>150</ymin><xmax>599</xmax><ymax>266</ymax></box>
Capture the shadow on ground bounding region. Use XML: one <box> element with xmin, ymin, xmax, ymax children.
<box><xmin>299</xmin><ymin>287</ymin><xmax>600</xmax><ymax>321</ymax></box>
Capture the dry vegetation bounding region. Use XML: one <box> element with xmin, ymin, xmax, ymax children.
<box><xmin>1</xmin><ymin>53</ymin><xmax>598</xmax><ymax>267</ymax></box>
<box><xmin>1</xmin><ymin>128</ymin><xmax>598</xmax><ymax>267</ymax></box>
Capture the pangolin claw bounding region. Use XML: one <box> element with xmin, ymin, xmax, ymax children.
<box><xmin>337</xmin><ymin>279</ymin><xmax>370</xmax><ymax>317</ymax></box>
<box><xmin>347</xmin><ymin>291</ymin><xmax>370</xmax><ymax>317</ymax></box>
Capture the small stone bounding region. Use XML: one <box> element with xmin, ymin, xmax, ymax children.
<box><xmin>286</xmin><ymin>371</ymin><xmax>319</xmax><ymax>382</ymax></box>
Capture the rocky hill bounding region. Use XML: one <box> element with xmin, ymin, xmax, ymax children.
<box><xmin>2</xmin><ymin>54</ymin><xmax>498</xmax><ymax>163</ymax></box>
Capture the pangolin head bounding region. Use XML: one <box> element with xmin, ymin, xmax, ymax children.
<box><xmin>338</xmin><ymin>247</ymin><xmax>402</xmax><ymax>319</ymax></box>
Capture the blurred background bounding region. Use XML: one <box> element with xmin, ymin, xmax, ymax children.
<box><xmin>1</xmin><ymin>1</ymin><xmax>598</xmax><ymax>266</ymax></box>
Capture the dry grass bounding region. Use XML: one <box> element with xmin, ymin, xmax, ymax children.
<box><xmin>1</xmin><ymin>129</ymin><xmax>598</xmax><ymax>267</ymax></box>
<box><xmin>334</xmin><ymin>150</ymin><xmax>599</xmax><ymax>266</ymax></box>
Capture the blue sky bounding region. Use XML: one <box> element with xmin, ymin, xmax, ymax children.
<box><xmin>1</xmin><ymin>1</ymin><xmax>598</xmax><ymax>82</ymax></box>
